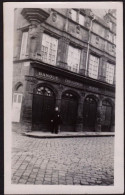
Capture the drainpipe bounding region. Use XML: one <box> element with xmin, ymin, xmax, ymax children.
<box><xmin>85</xmin><ymin>15</ymin><xmax>95</xmax><ymax>76</ymax></box>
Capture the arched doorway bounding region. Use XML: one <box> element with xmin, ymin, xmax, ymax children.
<box><xmin>101</xmin><ymin>99</ymin><xmax>113</xmax><ymax>132</ymax></box>
<box><xmin>83</xmin><ymin>96</ymin><xmax>97</xmax><ymax>131</ymax></box>
<box><xmin>32</xmin><ymin>85</ymin><xmax>55</xmax><ymax>131</ymax></box>
<box><xmin>60</xmin><ymin>91</ymin><xmax>78</xmax><ymax>131</ymax></box>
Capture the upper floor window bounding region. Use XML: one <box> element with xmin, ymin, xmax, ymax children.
<box><xmin>20</xmin><ymin>31</ymin><xmax>28</xmax><ymax>59</ymax></box>
<box><xmin>113</xmin><ymin>35</ymin><xmax>116</xmax><ymax>45</ymax></box>
<box><xmin>67</xmin><ymin>45</ymin><xmax>81</xmax><ymax>73</ymax></box>
<box><xmin>41</xmin><ymin>33</ymin><xmax>58</xmax><ymax>65</ymax></box>
<box><xmin>79</xmin><ymin>14</ymin><xmax>85</xmax><ymax>26</ymax></box>
<box><xmin>109</xmin><ymin>21</ymin><xmax>113</xmax><ymax>30</ymax></box>
<box><xmin>108</xmin><ymin>32</ymin><xmax>113</xmax><ymax>42</ymax></box>
<box><xmin>106</xmin><ymin>62</ymin><xmax>115</xmax><ymax>84</ymax></box>
<box><xmin>70</xmin><ymin>9</ymin><xmax>77</xmax><ymax>22</ymax></box>
<box><xmin>88</xmin><ymin>55</ymin><xmax>99</xmax><ymax>79</ymax></box>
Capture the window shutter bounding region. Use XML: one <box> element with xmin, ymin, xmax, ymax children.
<box><xmin>20</xmin><ymin>32</ymin><xmax>28</xmax><ymax>59</ymax></box>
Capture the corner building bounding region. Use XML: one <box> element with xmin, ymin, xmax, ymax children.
<box><xmin>12</xmin><ymin>8</ymin><xmax>116</xmax><ymax>132</ymax></box>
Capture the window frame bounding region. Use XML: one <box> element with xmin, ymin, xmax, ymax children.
<box><xmin>20</xmin><ymin>31</ymin><xmax>28</xmax><ymax>59</ymax></box>
<box><xmin>67</xmin><ymin>45</ymin><xmax>81</xmax><ymax>73</ymax></box>
<box><xmin>88</xmin><ymin>54</ymin><xmax>100</xmax><ymax>79</ymax></box>
<box><xmin>41</xmin><ymin>33</ymin><xmax>58</xmax><ymax>66</ymax></box>
<box><xmin>105</xmin><ymin>62</ymin><xmax>115</xmax><ymax>84</ymax></box>
<box><xmin>70</xmin><ymin>9</ymin><xmax>77</xmax><ymax>22</ymax></box>
<box><xmin>78</xmin><ymin>13</ymin><xmax>85</xmax><ymax>26</ymax></box>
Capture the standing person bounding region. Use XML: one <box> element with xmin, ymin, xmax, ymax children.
<box><xmin>50</xmin><ymin>107</ymin><xmax>62</xmax><ymax>134</ymax></box>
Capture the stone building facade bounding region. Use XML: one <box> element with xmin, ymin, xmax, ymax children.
<box><xmin>12</xmin><ymin>8</ymin><xmax>116</xmax><ymax>132</ymax></box>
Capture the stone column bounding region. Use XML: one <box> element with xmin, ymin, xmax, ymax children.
<box><xmin>34</xmin><ymin>26</ymin><xmax>45</xmax><ymax>60</ymax></box>
<box><xmin>79</xmin><ymin>49</ymin><xmax>87</xmax><ymax>76</ymax></box>
<box><xmin>56</xmin><ymin>37</ymin><xmax>70</xmax><ymax>69</ymax></box>
<box><xmin>28</xmin><ymin>21</ymin><xmax>41</xmax><ymax>59</ymax></box>
<box><xmin>111</xmin><ymin>104</ymin><xmax>115</xmax><ymax>132</ymax></box>
<box><xmin>99</xmin><ymin>57</ymin><xmax>107</xmax><ymax>82</ymax></box>
<box><xmin>95</xmin><ymin>99</ymin><xmax>102</xmax><ymax>132</ymax></box>
<box><xmin>21</xmin><ymin>76</ymin><xmax>38</xmax><ymax>131</ymax></box>
<box><xmin>75</xmin><ymin>94</ymin><xmax>84</xmax><ymax>132</ymax></box>
<box><xmin>55</xmin><ymin>88</ymin><xmax>62</xmax><ymax>112</ymax></box>
<box><xmin>54</xmin><ymin>86</ymin><xmax>63</xmax><ymax>133</ymax></box>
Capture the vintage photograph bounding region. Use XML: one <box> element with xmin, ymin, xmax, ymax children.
<box><xmin>4</xmin><ymin>2</ymin><xmax>124</xmax><ymax>194</ymax></box>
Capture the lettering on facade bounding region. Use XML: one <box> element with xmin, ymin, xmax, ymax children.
<box><xmin>65</xmin><ymin>79</ymin><xmax>83</xmax><ymax>87</ymax></box>
<box><xmin>88</xmin><ymin>86</ymin><xmax>99</xmax><ymax>92</ymax></box>
<box><xmin>37</xmin><ymin>72</ymin><xmax>59</xmax><ymax>81</ymax></box>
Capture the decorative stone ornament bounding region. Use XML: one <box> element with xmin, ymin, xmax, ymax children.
<box><xmin>29</xmin><ymin>24</ymin><xmax>39</xmax><ymax>39</ymax></box>
<box><xmin>76</xmin><ymin>25</ymin><xmax>80</xmax><ymax>34</ymax></box>
<box><xmin>52</xmin><ymin>12</ymin><xmax>57</xmax><ymax>22</ymax></box>
<box><xmin>21</xmin><ymin>8</ymin><xmax>50</xmax><ymax>24</ymax></box>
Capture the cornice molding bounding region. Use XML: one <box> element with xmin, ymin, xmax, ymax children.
<box><xmin>21</xmin><ymin>8</ymin><xmax>50</xmax><ymax>24</ymax></box>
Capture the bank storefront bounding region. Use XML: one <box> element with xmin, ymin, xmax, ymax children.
<box><xmin>12</xmin><ymin>61</ymin><xmax>115</xmax><ymax>132</ymax></box>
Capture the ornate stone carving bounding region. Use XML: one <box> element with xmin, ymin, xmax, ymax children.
<box><xmin>58</xmin><ymin>84</ymin><xmax>64</xmax><ymax>91</ymax></box>
<box><xmin>25</xmin><ymin>76</ymin><xmax>38</xmax><ymax>84</ymax></box>
<box><xmin>76</xmin><ymin>25</ymin><xmax>80</xmax><ymax>34</ymax></box>
<box><xmin>29</xmin><ymin>25</ymin><xmax>39</xmax><ymax>39</ymax></box>
<box><xmin>52</xmin><ymin>11</ymin><xmax>57</xmax><ymax>22</ymax></box>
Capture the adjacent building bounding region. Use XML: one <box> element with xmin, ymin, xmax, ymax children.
<box><xmin>12</xmin><ymin>8</ymin><xmax>116</xmax><ymax>132</ymax></box>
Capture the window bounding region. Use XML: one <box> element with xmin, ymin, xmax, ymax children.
<box><xmin>41</xmin><ymin>33</ymin><xmax>58</xmax><ymax>65</ymax></box>
<box><xmin>108</xmin><ymin>32</ymin><xmax>113</xmax><ymax>42</ymax></box>
<box><xmin>67</xmin><ymin>46</ymin><xmax>81</xmax><ymax>73</ymax></box>
<box><xmin>70</xmin><ymin>9</ymin><xmax>77</xmax><ymax>22</ymax></box>
<box><xmin>106</xmin><ymin>62</ymin><xmax>115</xmax><ymax>84</ymax></box>
<box><xmin>88</xmin><ymin>55</ymin><xmax>99</xmax><ymax>79</ymax></box>
<box><xmin>20</xmin><ymin>31</ymin><xmax>28</xmax><ymax>59</ymax></box>
<box><xmin>79</xmin><ymin>14</ymin><xmax>85</xmax><ymax>26</ymax></box>
<box><xmin>109</xmin><ymin>21</ymin><xmax>113</xmax><ymax>30</ymax></box>
<box><xmin>113</xmin><ymin>35</ymin><xmax>116</xmax><ymax>44</ymax></box>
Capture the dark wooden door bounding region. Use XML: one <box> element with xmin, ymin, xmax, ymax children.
<box><xmin>102</xmin><ymin>101</ymin><xmax>112</xmax><ymax>132</ymax></box>
<box><xmin>32</xmin><ymin>86</ymin><xmax>55</xmax><ymax>131</ymax></box>
<box><xmin>83</xmin><ymin>97</ymin><xmax>97</xmax><ymax>131</ymax></box>
<box><xmin>60</xmin><ymin>93</ymin><xmax>78</xmax><ymax>131</ymax></box>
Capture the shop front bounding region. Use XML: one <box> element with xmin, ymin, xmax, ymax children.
<box><xmin>14</xmin><ymin>62</ymin><xmax>115</xmax><ymax>132</ymax></box>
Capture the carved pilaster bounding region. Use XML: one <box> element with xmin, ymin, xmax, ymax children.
<box><xmin>56</xmin><ymin>37</ymin><xmax>70</xmax><ymax>69</ymax></box>
<box><xmin>76</xmin><ymin>98</ymin><xmax>84</xmax><ymax>132</ymax></box>
<box><xmin>79</xmin><ymin>49</ymin><xmax>87</xmax><ymax>75</ymax></box>
<box><xmin>95</xmin><ymin>99</ymin><xmax>103</xmax><ymax>132</ymax></box>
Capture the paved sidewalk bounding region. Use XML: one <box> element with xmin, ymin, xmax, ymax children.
<box><xmin>23</xmin><ymin>131</ymin><xmax>115</xmax><ymax>138</ymax></box>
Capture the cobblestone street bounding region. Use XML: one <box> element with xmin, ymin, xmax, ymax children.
<box><xmin>11</xmin><ymin>132</ymin><xmax>114</xmax><ymax>185</ymax></box>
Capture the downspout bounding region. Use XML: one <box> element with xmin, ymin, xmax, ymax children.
<box><xmin>85</xmin><ymin>15</ymin><xmax>95</xmax><ymax>76</ymax></box>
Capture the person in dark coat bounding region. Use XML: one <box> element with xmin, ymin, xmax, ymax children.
<box><xmin>50</xmin><ymin>107</ymin><xmax>62</xmax><ymax>134</ymax></box>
